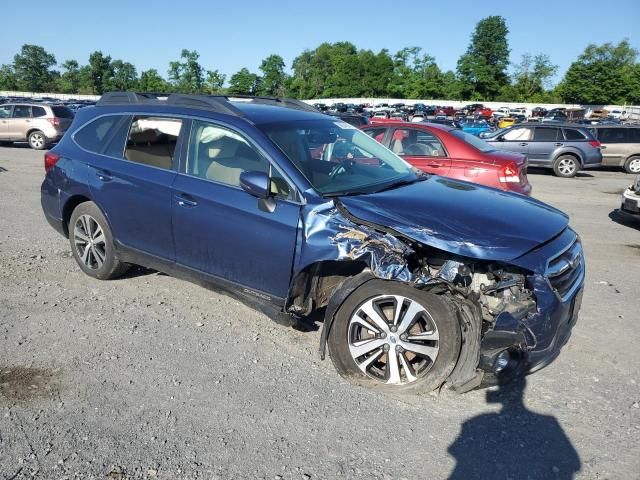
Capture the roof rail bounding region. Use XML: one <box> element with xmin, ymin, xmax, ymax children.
<box><xmin>96</xmin><ymin>92</ymin><xmax>319</xmax><ymax>116</ymax></box>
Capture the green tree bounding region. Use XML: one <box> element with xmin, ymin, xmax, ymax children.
<box><xmin>204</xmin><ymin>69</ymin><xmax>226</xmax><ymax>94</ymax></box>
<box><xmin>168</xmin><ymin>49</ymin><xmax>205</xmax><ymax>93</ymax></box>
<box><xmin>228</xmin><ymin>68</ymin><xmax>260</xmax><ymax>95</ymax></box>
<box><xmin>512</xmin><ymin>54</ymin><xmax>558</xmax><ymax>101</ymax></box>
<box><xmin>258</xmin><ymin>54</ymin><xmax>287</xmax><ymax>96</ymax></box>
<box><xmin>106</xmin><ymin>60</ymin><xmax>138</xmax><ymax>91</ymax></box>
<box><xmin>55</xmin><ymin>60</ymin><xmax>81</xmax><ymax>93</ymax></box>
<box><xmin>139</xmin><ymin>69</ymin><xmax>169</xmax><ymax>92</ymax></box>
<box><xmin>388</xmin><ymin>47</ymin><xmax>445</xmax><ymax>99</ymax></box>
<box><xmin>359</xmin><ymin>49</ymin><xmax>394</xmax><ymax>97</ymax></box>
<box><xmin>457</xmin><ymin>16</ymin><xmax>510</xmax><ymax>100</ymax></box>
<box><xmin>0</xmin><ymin>64</ymin><xmax>18</xmax><ymax>90</ymax></box>
<box><xmin>13</xmin><ymin>44</ymin><xmax>57</xmax><ymax>92</ymax></box>
<box><xmin>557</xmin><ymin>39</ymin><xmax>638</xmax><ymax>104</ymax></box>
<box><xmin>88</xmin><ymin>51</ymin><xmax>113</xmax><ymax>94</ymax></box>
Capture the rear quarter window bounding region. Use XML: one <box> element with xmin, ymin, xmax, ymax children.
<box><xmin>564</xmin><ymin>129</ymin><xmax>588</xmax><ymax>141</ymax></box>
<box><xmin>74</xmin><ymin>115</ymin><xmax>131</xmax><ymax>157</ymax></box>
<box><xmin>32</xmin><ymin>106</ymin><xmax>47</xmax><ymax>117</ymax></box>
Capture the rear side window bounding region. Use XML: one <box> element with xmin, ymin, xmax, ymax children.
<box><xmin>32</xmin><ymin>106</ymin><xmax>47</xmax><ymax>117</ymax></box>
<box><xmin>52</xmin><ymin>106</ymin><xmax>74</xmax><ymax>118</ymax></box>
<box><xmin>627</xmin><ymin>128</ymin><xmax>640</xmax><ymax>143</ymax></box>
<box><xmin>564</xmin><ymin>128</ymin><xmax>587</xmax><ymax>141</ymax></box>
<box><xmin>12</xmin><ymin>105</ymin><xmax>31</xmax><ymax>118</ymax></box>
<box><xmin>533</xmin><ymin>127</ymin><xmax>561</xmax><ymax>141</ymax></box>
<box><xmin>124</xmin><ymin>116</ymin><xmax>183</xmax><ymax>170</ymax></box>
<box><xmin>74</xmin><ymin>115</ymin><xmax>131</xmax><ymax>157</ymax></box>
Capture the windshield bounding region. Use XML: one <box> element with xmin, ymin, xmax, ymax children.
<box><xmin>259</xmin><ymin>119</ymin><xmax>418</xmax><ymax>196</ymax></box>
<box><xmin>451</xmin><ymin>130</ymin><xmax>496</xmax><ymax>153</ymax></box>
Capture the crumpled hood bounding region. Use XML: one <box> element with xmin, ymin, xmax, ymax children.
<box><xmin>338</xmin><ymin>176</ymin><xmax>569</xmax><ymax>262</ymax></box>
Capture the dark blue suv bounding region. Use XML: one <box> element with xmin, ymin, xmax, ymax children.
<box><xmin>41</xmin><ymin>93</ymin><xmax>585</xmax><ymax>393</ymax></box>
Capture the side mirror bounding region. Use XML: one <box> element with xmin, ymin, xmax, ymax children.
<box><xmin>239</xmin><ymin>171</ymin><xmax>270</xmax><ymax>199</ymax></box>
<box><xmin>497</xmin><ymin>136</ymin><xmax>505</xmax><ymax>142</ymax></box>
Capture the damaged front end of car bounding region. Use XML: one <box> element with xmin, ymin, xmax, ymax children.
<box><xmin>286</xmin><ymin>199</ymin><xmax>584</xmax><ymax>392</ymax></box>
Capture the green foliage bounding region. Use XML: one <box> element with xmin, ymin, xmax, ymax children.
<box><xmin>138</xmin><ymin>69</ymin><xmax>168</xmax><ymax>93</ymax></box>
<box><xmin>13</xmin><ymin>44</ymin><xmax>57</xmax><ymax>92</ymax></box>
<box><xmin>88</xmin><ymin>51</ymin><xmax>113</xmax><ymax>95</ymax></box>
<box><xmin>55</xmin><ymin>60</ymin><xmax>81</xmax><ymax>93</ymax></box>
<box><xmin>512</xmin><ymin>54</ymin><xmax>558</xmax><ymax>101</ymax></box>
<box><xmin>168</xmin><ymin>49</ymin><xmax>205</xmax><ymax>93</ymax></box>
<box><xmin>457</xmin><ymin>16</ymin><xmax>510</xmax><ymax>100</ymax></box>
<box><xmin>228</xmin><ymin>68</ymin><xmax>261</xmax><ymax>95</ymax></box>
<box><xmin>106</xmin><ymin>60</ymin><xmax>138</xmax><ymax>91</ymax></box>
<box><xmin>556</xmin><ymin>40</ymin><xmax>639</xmax><ymax>104</ymax></box>
<box><xmin>205</xmin><ymin>69</ymin><xmax>226</xmax><ymax>94</ymax></box>
<box><xmin>0</xmin><ymin>64</ymin><xmax>18</xmax><ymax>90</ymax></box>
<box><xmin>258</xmin><ymin>54</ymin><xmax>286</xmax><ymax>96</ymax></box>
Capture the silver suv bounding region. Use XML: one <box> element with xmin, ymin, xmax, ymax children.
<box><xmin>588</xmin><ymin>126</ymin><xmax>640</xmax><ymax>174</ymax></box>
<box><xmin>0</xmin><ymin>103</ymin><xmax>74</xmax><ymax>149</ymax></box>
<box><xmin>484</xmin><ymin>123</ymin><xmax>602</xmax><ymax>178</ymax></box>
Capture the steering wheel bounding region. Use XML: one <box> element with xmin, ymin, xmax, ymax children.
<box><xmin>328</xmin><ymin>158</ymin><xmax>355</xmax><ymax>178</ymax></box>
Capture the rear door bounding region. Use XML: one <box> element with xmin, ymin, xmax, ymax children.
<box><xmin>7</xmin><ymin>105</ymin><xmax>32</xmax><ymax>140</ymax></box>
<box><xmin>80</xmin><ymin>114</ymin><xmax>182</xmax><ymax>260</ymax></box>
<box><xmin>0</xmin><ymin>105</ymin><xmax>11</xmax><ymax>139</ymax></box>
<box><xmin>171</xmin><ymin>119</ymin><xmax>300</xmax><ymax>299</ymax></box>
<box><xmin>528</xmin><ymin>127</ymin><xmax>562</xmax><ymax>165</ymax></box>
<box><xmin>389</xmin><ymin>126</ymin><xmax>452</xmax><ymax>175</ymax></box>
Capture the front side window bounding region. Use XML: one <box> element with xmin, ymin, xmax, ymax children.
<box><xmin>0</xmin><ymin>105</ymin><xmax>11</xmax><ymax>118</ymax></box>
<box><xmin>12</xmin><ymin>105</ymin><xmax>31</xmax><ymax>118</ymax></box>
<box><xmin>187</xmin><ymin>120</ymin><xmax>290</xmax><ymax>199</ymax></box>
<box><xmin>502</xmin><ymin>127</ymin><xmax>532</xmax><ymax>141</ymax></box>
<box><xmin>124</xmin><ymin>116</ymin><xmax>182</xmax><ymax>169</ymax></box>
<box><xmin>533</xmin><ymin>127</ymin><xmax>561</xmax><ymax>141</ymax></box>
<box><xmin>391</xmin><ymin>128</ymin><xmax>447</xmax><ymax>157</ymax></box>
<box><xmin>259</xmin><ymin>119</ymin><xmax>418</xmax><ymax>196</ymax></box>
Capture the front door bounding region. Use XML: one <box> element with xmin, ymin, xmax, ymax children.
<box><xmin>7</xmin><ymin>105</ymin><xmax>32</xmax><ymax>140</ymax></box>
<box><xmin>0</xmin><ymin>105</ymin><xmax>12</xmax><ymax>139</ymax></box>
<box><xmin>494</xmin><ymin>126</ymin><xmax>532</xmax><ymax>159</ymax></box>
<box><xmin>172</xmin><ymin>119</ymin><xmax>300</xmax><ymax>299</ymax></box>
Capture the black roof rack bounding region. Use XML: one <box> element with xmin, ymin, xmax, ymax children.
<box><xmin>96</xmin><ymin>92</ymin><xmax>319</xmax><ymax>116</ymax></box>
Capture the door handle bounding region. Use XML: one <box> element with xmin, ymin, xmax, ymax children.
<box><xmin>554</xmin><ymin>143</ymin><xmax>564</xmax><ymax>146</ymax></box>
<box><xmin>426</xmin><ymin>163</ymin><xmax>441</xmax><ymax>168</ymax></box>
<box><xmin>519</xmin><ymin>143</ymin><xmax>529</xmax><ymax>146</ymax></box>
<box><xmin>95</xmin><ymin>169</ymin><xmax>112</xmax><ymax>182</ymax></box>
<box><xmin>175</xmin><ymin>194</ymin><xmax>198</xmax><ymax>207</ymax></box>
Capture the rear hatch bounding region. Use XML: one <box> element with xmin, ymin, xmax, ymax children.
<box><xmin>51</xmin><ymin>106</ymin><xmax>75</xmax><ymax>132</ymax></box>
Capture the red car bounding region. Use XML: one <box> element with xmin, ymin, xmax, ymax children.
<box><xmin>361</xmin><ymin>122</ymin><xmax>532</xmax><ymax>195</ymax></box>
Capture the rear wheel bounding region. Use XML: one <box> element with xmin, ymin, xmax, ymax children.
<box><xmin>624</xmin><ymin>156</ymin><xmax>640</xmax><ymax>174</ymax></box>
<box><xmin>553</xmin><ymin>155</ymin><xmax>579</xmax><ymax>178</ymax></box>
<box><xmin>327</xmin><ymin>280</ymin><xmax>461</xmax><ymax>393</ymax></box>
<box><xmin>28</xmin><ymin>130</ymin><xmax>47</xmax><ymax>150</ymax></box>
<box><xmin>68</xmin><ymin>202</ymin><xmax>129</xmax><ymax>280</ymax></box>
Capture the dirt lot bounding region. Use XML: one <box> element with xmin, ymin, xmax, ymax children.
<box><xmin>1</xmin><ymin>145</ymin><xmax>639</xmax><ymax>480</ymax></box>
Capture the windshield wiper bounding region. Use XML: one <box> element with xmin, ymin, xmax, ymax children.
<box><xmin>373</xmin><ymin>175</ymin><xmax>427</xmax><ymax>193</ymax></box>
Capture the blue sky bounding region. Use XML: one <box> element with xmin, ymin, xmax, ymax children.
<box><xmin>2</xmin><ymin>0</ymin><xmax>639</xmax><ymax>85</ymax></box>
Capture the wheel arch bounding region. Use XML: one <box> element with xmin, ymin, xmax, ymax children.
<box><xmin>61</xmin><ymin>194</ymin><xmax>93</xmax><ymax>237</ymax></box>
<box><xmin>26</xmin><ymin>128</ymin><xmax>45</xmax><ymax>141</ymax></box>
<box><xmin>554</xmin><ymin>149</ymin><xmax>582</xmax><ymax>166</ymax></box>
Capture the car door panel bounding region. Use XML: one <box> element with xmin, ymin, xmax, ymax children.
<box><xmin>529</xmin><ymin>127</ymin><xmax>562</xmax><ymax>165</ymax></box>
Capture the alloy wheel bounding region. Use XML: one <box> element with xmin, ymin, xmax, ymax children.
<box><xmin>348</xmin><ymin>295</ymin><xmax>440</xmax><ymax>385</ymax></box>
<box><xmin>73</xmin><ymin>214</ymin><xmax>106</xmax><ymax>270</ymax></box>
<box><xmin>29</xmin><ymin>132</ymin><xmax>45</xmax><ymax>149</ymax></box>
<box><xmin>557</xmin><ymin>157</ymin><xmax>576</xmax><ymax>176</ymax></box>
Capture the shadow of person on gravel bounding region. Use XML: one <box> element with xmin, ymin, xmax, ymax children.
<box><xmin>447</xmin><ymin>377</ymin><xmax>581</xmax><ymax>479</ymax></box>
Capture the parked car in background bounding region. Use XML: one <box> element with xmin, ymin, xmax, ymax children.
<box><xmin>362</xmin><ymin>121</ymin><xmax>531</xmax><ymax>195</ymax></box>
<box><xmin>531</xmin><ymin>107</ymin><xmax>547</xmax><ymax>118</ymax></box>
<box><xmin>588</xmin><ymin>125</ymin><xmax>640</xmax><ymax>173</ymax></box>
<box><xmin>437</xmin><ymin>106</ymin><xmax>456</xmax><ymax>117</ymax></box>
<box><xmin>0</xmin><ymin>103</ymin><xmax>74</xmax><ymax>149</ymax></box>
<box><xmin>621</xmin><ymin>175</ymin><xmax>640</xmax><ymax>216</ymax></box>
<box><xmin>327</xmin><ymin>112</ymin><xmax>370</xmax><ymax>128</ymax></box>
<box><xmin>460</xmin><ymin>119</ymin><xmax>493</xmax><ymax>136</ymax></box>
<box><xmin>608</xmin><ymin>109</ymin><xmax>627</xmax><ymax>120</ymax></box>
<box><xmin>426</xmin><ymin>119</ymin><xmax>462</xmax><ymax>129</ymax></box>
<box><xmin>483</xmin><ymin>123</ymin><xmax>602</xmax><ymax>177</ymax></box>
<box><xmin>41</xmin><ymin>92</ymin><xmax>583</xmax><ymax>393</ymax></box>
<box><xmin>498</xmin><ymin>117</ymin><xmax>516</xmax><ymax>129</ymax></box>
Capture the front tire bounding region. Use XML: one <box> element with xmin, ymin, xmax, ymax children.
<box><xmin>624</xmin><ymin>156</ymin><xmax>640</xmax><ymax>174</ymax></box>
<box><xmin>68</xmin><ymin>202</ymin><xmax>129</xmax><ymax>280</ymax></box>
<box><xmin>28</xmin><ymin>130</ymin><xmax>47</xmax><ymax>150</ymax></box>
<box><xmin>327</xmin><ymin>280</ymin><xmax>461</xmax><ymax>393</ymax></box>
<box><xmin>553</xmin><ymin>155</ymin><xmax>579</xmax><ymax>178</ymax></box>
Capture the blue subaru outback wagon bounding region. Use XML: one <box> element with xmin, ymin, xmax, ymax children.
<box><xmin>41</xmin><ymin>93</ymin><xmax>585</xmax><ymax>393</ymax></box>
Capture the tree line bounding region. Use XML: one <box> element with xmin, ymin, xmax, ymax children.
<box><xmin>1</xmin><ymin>16</ymin><xmax>638</xmax><ymax>105</ymax></box>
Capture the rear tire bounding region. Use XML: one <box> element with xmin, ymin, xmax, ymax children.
<box><xmin>68</xmin><ymin>202</ymin><xmax>129</xmax><ymax>280</ymax></box>
<box><xmin>28</xmin><ymin>130</ymin><xmax>47</xmax><ymax>150</ymax></box>
<box><xmin>552</xmin><ymin>155</ymin><xmax>579</xmax><ymax>178</ymax></box>
<box><xmin>327</xmin><ymin>280</ymin><xmax>461</xmax><ymax>394</ymax></box>
<box><xmin>624</xmin><ymin>156</ymin><xmax>640</xmax><ymax>174</ymax></box>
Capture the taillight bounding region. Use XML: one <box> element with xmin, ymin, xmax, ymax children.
<box><xmin>499</xmin><ymin>162</ymin><xmax>520</xmax><ymax>183</ymax></box>
<box><xmin>47</xmin><ymin>117</ymin><xmax>60</xmax><ymax>127</ymax></box>
<box><xmin>44</xmin><ymin>152</ymin><xmax>60</xmax><ymax>172</ymax></box>
<box><xmin>589</xmin><ymin>140</ymin><xmax>601</xmax><ymax>148</ymax></box>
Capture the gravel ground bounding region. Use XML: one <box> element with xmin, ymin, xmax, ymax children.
<box><xmin>1</xmin><ymin>145</ymin><xmax>639</xmax><ymax>480</ymax></box>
